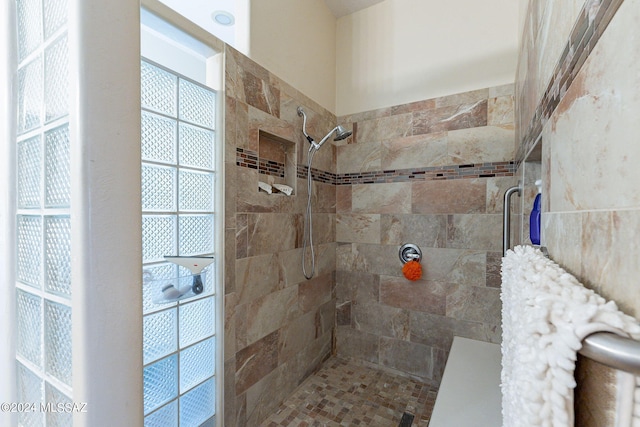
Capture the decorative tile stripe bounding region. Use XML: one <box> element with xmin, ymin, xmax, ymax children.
<box><xmin>518</xmin><ymin>0</ymin><xmax>624</xmax><ymax>163</ymax></box>
<box><xmin>236</xmin><ymin>148</ymin><xmax>286</xmax><ymax>177</ymax></box>
<box><xmin>236</xmin><ymin>147</ymin><xmax>258</xmax><ymax>170</ymax></box>
<box><xmin>258</xmin><ymin>159</ymin><xmax>285</xmax><ymax>178</ymax></box>
<box><xmin>296</xmin><ymin>164</ymin><xmax>336</xmax><ymax>184</ymax></box>
<box><xmin>334</xmin><ymin>162</ymin><xmax>515</xmax><ymax>185</ymax></box>
<box><xmin>238</xmin><ymin>149</ymin><xmax>515</xmax><ymax>185</ymax></box>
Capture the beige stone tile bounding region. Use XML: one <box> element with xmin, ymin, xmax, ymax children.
<box><xmin>352</xmin><ymin>302</ymin><xmax>409</xmax><ymax>340</ymax></box>
<box><xmin>235</xmin><ymin>99</ymin><xmax>250</xmax><ymax>150</ymax></box>
<box><xmin>314</xmin><ymin>181</ymin><xmax>336</xmax><ymax>213</ymax></box>
<box><xmin>225</xmin><ymin>292</ymin><xmax>238</xmax><ymax>361</ymax></box>
<box><xmin>245</xmin><ymin>286</ymin><xmax>300</xmax><ymax>345</ymax></box>
<box><xmin>277</xmin><ymin>310</ymin><xmax>316</xmax><ymax>363</ymax></box>
<box><xmin>302</xmin><ymin>242</ymin><xmax>336</xmax><ymax>279</ymax></box>
<box><xmin>304</xmin><ymin>212</ymin><xmax>334</xmax><ymax>246</ymax></box>
<box><xmin>413</xmin><ymin>100</ymin><xmax>487</xmax><ymax>134</ymax></box>
<box><xmin>574</xmin><ymin>358</ymin><xmax>617</xmax><ymax>427</ymax></box>
<box><xmin>336</xmin><ymin>213</ymin><xmax>381</xmax><ymax>244</ymax></box>
<box><xmin>245</xmin><ymin>361</ymin><xmax>303</xmax><ymax>427</ymax></box>
<box><xmin>224</xmin><ymin>359</ymin><xmax>238</xmax><ymax>427</ymax></box>
<box><xmin>379</xmin><ymin>275</ymin><xmax>446</xmax><ymax>315</ymax></box>
<box><xmin>447</xmin><ymin>125</ymin><xmax>514</xmax><ymax>164</ymax></box>
<box><xmin>336</xmin><ymin>327</ymin><xmax>379</xmax><ymax>364</ymax></box>
<box><xmin>235</xmin><ymin>330</ymin><xmax>279</xmax><ymax>395</ymax></box>
<box><xmin>357</xmin><ymin>113</ymin><xmax>413</xmax><ymax>143</ymax></box>
<box><xmin>339</xmin><ymin>243</ymin><xmax>403</xmax><ymax>277</ymax></box>
<box><xmin>488</xmin><ymin>95</ymin><xmax>515</xmax><ymax>126</ymax></box>
<box><xmin>352</xmin><ymin>182</ymin><xmax>412</xmax><ymax>214</ymax></box>
<box><xmin>582</xmin><ymin>209</ymin><xmax>640</xmax><ymax>318</ymax></box>
<box><xmin>542</xmin><ymin>212</ymin><xmax>583</xmax><ymax>279</ymax></box>
<box><xmin>236</xmin><ymin>213</ymin><xmax>248</xmax><ymax>259</ymax></box>
<box><xmin>379</xmin><ymin>337</ymin><xmax>434</xmax><ymax>380</ymax></box>
<box><xmin>446</xmin><ymin>214</ymin><xmax>503</xmax><ymax>251</ymax></box>
<box><xmin>435</xmin><ymin>88</ymin><xmax>489</xmax><ymax>108</ymax></box>
<box><xmin>421</xmin><ymin>248</ymin><xmax>486</xmax><ymax>287</ymax></box>
<box><xmin>409</xmin><ymin>311</ymin><xmax>485</xmax><ymax>351</ymax></box>
<box><xmin>336</xmin><ymin>139</ymin><xmax>382</xmax><ymax>174</ymax></box>
<box><xmin>248</xmin><ymin>104</ymin><xmax>293</xmax><ymax>147</ymax></box>
<box><xmin>545</xmin><ymin>2</ymin><xmax>640</xmax><ymax>213</ymax></box>
<box><xmin>486</xmin><ymin>176</ymin><xmax>518</xmax><ymax>214</ymax></box>
<box><xmin>380</xmin><ymin>214</ymin><xmax>447</xmax><ymax>248</ymax></box>
<box><xmin>380</xmin><ymin>132</ymin><xmax>448</xmax><ymax>170</ymax></box>
<box><xmin>246</xmin><ymin>213</ymin><xmax>299</xmax><ymax>256</ymax></box>
<box><xmin>336</xmin><ymin>301</ymin><xmax>351</xmax><ymax>326</ymax></box>
<box><xmin>275</xmin><ymin>247</ymin><xmax>306</xmax><ymax>289</ymax></box>
<box><xmin>335</xmin><ymin>270</ymin><xmax>380</xmax><ymax>304</ymax></box>
<box><xmin>489</xmin><ymin>83</ymin><xmax>514</xmax><ymax>97</ymax></box>
<box><xmin>225</xmin><ymin>228</ymin><xmax>237</xmax><ymax>294</ymax></box>
<box><xmin>390</xmin><ymin>98</ymin><xmax>436</xmax><ymax>115</ymax></box>
<box><xmin>298</xmin><ymin>273</ymin><xmax>333</xmax><ymax>313</ymax></box>
<box><xmin>412</xmin><ymin>179</ymin><xmax>487</xmax><ymax>214</ymax></box>
<box><xmin>336</xmin><ymin>184</ymin><xmax>352</xmax><ymax>213</ymax></box>
<box><xmin>485</xmin><ymin>251</ymin><xmax>503</xmax><ymax>288</ymax></box>
<box><xmin>446</xmin><ymin>285</ymin><xmax>501</xmax><ymax>325</ymax></box>
<box><xmin>235</xmin><ymin>253</ymin><xmax>280</xmax><ymax>305</ymax></box>
<box><xmin>242</xmin><ymin>70</ymin><xmax>280</xmax><ymax>118</ymax></box>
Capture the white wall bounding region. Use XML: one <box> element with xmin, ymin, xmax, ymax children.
<box><xmin>250</xmin><ymin>0</ymin><xmax>337</xmax><ymax>113</ymax></box>
<box><xmin>336</xmin><ymin>0</ymin><xmax>519</xmax><ymax>115</ymax></box>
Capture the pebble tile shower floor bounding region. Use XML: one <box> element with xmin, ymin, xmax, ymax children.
<box><xmin>260</xmin><ymin>357</ymin><xmax>438</xmax><ymax>426</ymax></box>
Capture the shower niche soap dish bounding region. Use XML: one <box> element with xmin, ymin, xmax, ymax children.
<box><xmin>145</xmin><ymin>256</ymin><xmax>214</xmax><ymax>304</ymax></box>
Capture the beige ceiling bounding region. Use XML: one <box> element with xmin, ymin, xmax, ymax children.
<box><xmin>323</xmin><ymin>0</ymin><xmax>386</xmax><ymax>17</ymax></box>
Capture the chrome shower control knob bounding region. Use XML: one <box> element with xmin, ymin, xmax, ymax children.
<box><xmin>399</xmin><ymin>243</ymin><xmax>422</xmax><ymax>264</ymax></box>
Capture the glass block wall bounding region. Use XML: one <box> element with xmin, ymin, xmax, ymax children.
<box><xmin>14</xmin><ymin>0</ymin><xmax>73</xmax><ymax>426</ymax></box>
<box><xmin>141</xmin><ymin>59</ymin><xmax>217</xmax><ymax>427</ymax></box>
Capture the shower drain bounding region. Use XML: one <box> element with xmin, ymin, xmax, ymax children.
<box><xmin>398</xmin><ymin>411</ymin><xmax>415</xmax><ymax>427</ymax></box>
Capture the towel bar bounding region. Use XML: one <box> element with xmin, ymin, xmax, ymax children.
<box><xmin>580</xmin><ymin>332</ymin><xmax>640</xmax><ymax>375</ymax></box>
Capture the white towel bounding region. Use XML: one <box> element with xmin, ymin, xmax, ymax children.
<box><xmin>501</xmin><ymin>245</ymin><xmax>640</xmax><ymax>427</ymax></box>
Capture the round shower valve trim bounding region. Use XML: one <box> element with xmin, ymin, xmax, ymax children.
<box><xmin>399</xmin><ymin>243</ymin><xmax>422</xmax><ymax>264</ymax></box>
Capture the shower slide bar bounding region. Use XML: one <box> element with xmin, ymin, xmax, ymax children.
<box><xmin>501</xmin><ymin>185</ymin><xmax>640</xmax><ymax>374</ymax></box>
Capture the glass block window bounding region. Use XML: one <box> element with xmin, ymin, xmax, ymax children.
<box><xmin>14</xmin><ymin>0</ymin><xmax>73</xmax><ymax>419</ymax></box>
<box><xmin>141</xmin><ymin>59</ymin><xmax>217</xmax><ymax>426</ymax></box>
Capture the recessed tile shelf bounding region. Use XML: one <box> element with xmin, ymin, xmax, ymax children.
<box><xmin>254</xmin><ymin>131</ymin><xmax>296</xmax><ymax>195</ymax></box>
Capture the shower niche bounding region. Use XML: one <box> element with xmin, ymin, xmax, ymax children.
<box><xmin>257</xmin><ymin>130</ymin><xmax>297</xmax><ymax>196</ymax></box>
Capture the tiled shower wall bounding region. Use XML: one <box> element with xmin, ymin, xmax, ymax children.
<box><xmin>223</xmin><ymin>46</ymin><xmax>338</xmax><ymax>427</ymax></box>
<box><xmin>334</xmin><ymin>86</ymin><xmax>516</xmax><ymax>382</ymax></box>
<box><xmin>223</xmin><ymin>40</ymin><xmax>518</xmax><ymax>424</ymax></box>
<box><xmin>517</xmin><ymin>0</ymin><xmax>640</xmax><ymax>425</ymax></box>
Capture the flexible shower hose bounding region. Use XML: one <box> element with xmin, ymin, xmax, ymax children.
<box><xmin>302</xmin><ymin>145</ymin><xmax>317</xmax><ymax>279</ymax></box>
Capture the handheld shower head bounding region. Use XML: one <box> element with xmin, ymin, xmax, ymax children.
<box><xmin>297</xmin><ymin>106</ymin><xmax>352</xmax><ymax>150</ymax></box>
<box><xmin>334</xmin><ymin>125</ymin><xmax>352</xmax><ymax>141</ymax></box>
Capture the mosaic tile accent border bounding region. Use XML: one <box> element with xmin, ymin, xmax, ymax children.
<box><xmin>259</xmin><ymin>159</ymin><xmax>285</xmax><ymax>178</ymax></box>
<box><xmin>518</xmin><ymin>0</ymin><xmax>624</xmax><ymax>163</ymax></box>
<box><xmin>236</xmin><ymin>147</ymin><xmax>258</xmax><ymax>170</ymax></box>
<box><xmin>239</xmin><ymin>148</ymin><xmax>515</xmax><ymax>185</ymax></box>
<box><xmin>236</xmin><ymin>147</ymin><xmax>285</xmax><ymax>178</ymax></box>
<box><xmin>333</xmin><ymin>161</ymin><xmax>515</xmax><ymax>185</ymax></box>
<box><xmin>296</xmin><ymin>164</ymin><xmax>336</xmax><ymax>184</ymax></box>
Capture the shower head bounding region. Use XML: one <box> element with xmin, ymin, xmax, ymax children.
<box><xmin>316</xmin><ymin>125</ymin><xmax>352</xmax><ymax>148</ymax></box>
<box><xmin>334</xmin><ymin>125</ymin><xmax>352</xmax><ymax>141</ymax></box>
